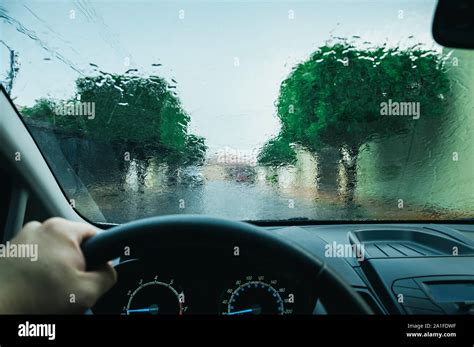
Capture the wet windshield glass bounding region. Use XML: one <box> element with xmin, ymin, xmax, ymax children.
<box><xmin>1</xmin><ymin>0</ymin><xmax>473</xmax><ymax>223</ymax></box>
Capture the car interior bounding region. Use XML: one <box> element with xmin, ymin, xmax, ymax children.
<box><xmin>2</xmin><ymin>82</ymin><xmax>474</xmax><ymax>316</ymax></box>
<box><xmin>1</xmin><ymin>0</ymin><xmax>474</xmax><ymax>323</ymax></box>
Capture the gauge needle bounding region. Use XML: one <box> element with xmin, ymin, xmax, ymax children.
<box><xmin>227</xmin><ymin>309</ymin><xmax>253</xmax><ymax>315</ymax></box>
<box><xmin>227</xmin><ymin>306</ymin><xmax>262</xmax><ymax>315</ymax></box>
<box><xmin>127</xmin><ymin>304</ymin><xmax>159</xmax><ymax>314</ymax></box>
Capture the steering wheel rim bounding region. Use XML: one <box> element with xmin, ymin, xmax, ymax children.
<box><xmin>82</xmin><ymin>215</ymin><xmax>373</xmax><ymax>315</ymax></box>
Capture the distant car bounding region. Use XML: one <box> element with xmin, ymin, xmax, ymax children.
<box><xmin>230</xmin><ymin>167</ymin><xmax>256</xmax><ymax>183</ymax></box>
<box><xmin>178</xmin><ymin>166</ymin><xmax>205</xmax><ymax>186</ymax></box>
<box><xmin>235</xmin><ymin>171</ymin><xmax>251</xmax><ymax>183</ymax></box>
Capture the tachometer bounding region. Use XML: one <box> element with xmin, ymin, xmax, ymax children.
<box><xmin>220</xmin><ymin>276</ymin><xmax>294</xmax><ymax>315</ymax></box>
<box><xmin>124</xmin><ymin>277</ymin><xmax>186</xmax><ymax>315</ymax></box>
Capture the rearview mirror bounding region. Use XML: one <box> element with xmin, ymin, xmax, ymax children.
<box><xmin>433</xmin><ymin>0</ymin><xmax>474</xmax><ymax>48</ymax></box>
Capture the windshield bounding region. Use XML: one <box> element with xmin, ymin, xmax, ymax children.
<box><xmin>1</xmin><ymin>0</ymin><xmax>473</xmax><ymax>223</ymax></box>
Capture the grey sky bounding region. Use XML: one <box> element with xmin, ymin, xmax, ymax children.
<box><xmin>1</xmin><ymin>0</ymin><xmax>439</xmax><ymax>152</ymax></box>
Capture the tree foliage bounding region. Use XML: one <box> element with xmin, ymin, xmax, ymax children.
<box><xmin>22</xmin><ymin>73</ymin><xmax>207</xmax><ymax>166</ymax></box>
<box><xmin>21</xmin><ymin>97</ymin><xmax>85</xmax><ymax>131</ymax></box>
<box><xmin>258</xmin><ymin>135</ymin><xmax>296</xmax><ymax>167</ymax></box>
<box><xmin>272</xmin><ymin>41</ymin><xmax>451</xmax><ymax>154</ymax></box>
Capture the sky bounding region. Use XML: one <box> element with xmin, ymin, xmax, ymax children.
<box><xmin>1</xmin><ymin>0</ymin><xmax>439</xmax><ymax>153</ymax></box>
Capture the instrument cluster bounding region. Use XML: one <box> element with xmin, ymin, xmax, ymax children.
<box><xmin>92</xmin><ymin>246</ymin><xmax>316</xmax><ymax>315</ymax></box>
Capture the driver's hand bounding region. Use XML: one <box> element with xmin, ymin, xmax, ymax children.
<box><xmin>0</xmin><ymin>217</ymin><xmax>117</xmax><ymax>314</ymax></box>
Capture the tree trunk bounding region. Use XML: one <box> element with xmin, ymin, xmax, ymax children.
<box><xmin>135</xmin><ymin>148</ymin><xmax>149</xmax><ymax>193</ymax></box>
<box><xmin>115</xmin><ymin>143</ymin><xmax>130</xmax><ymax>192</ymax></box>
<box><xmin>340</xmin><ymin>145</ymin><xmax>359</xmax><ymax>204</ymax></box>
<box><xmin>315</xmin><ymin>147</ymin><xmax>340</xmax><ymax>196</ymax></box>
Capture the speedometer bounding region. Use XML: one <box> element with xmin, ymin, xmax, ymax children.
<box><xmin>220</xmin><ymin>276</ymin><xmax>295</xmax><ymax>315</ymax></box>
<box><xmin>124</xmin><ymin>277</ymin><xmax>186</xmax><ymax>315</ymax></box>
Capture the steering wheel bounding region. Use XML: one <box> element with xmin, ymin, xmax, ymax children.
<box><xmin>81</xmin><ymin>215</ymin><xmax>372</xmax><ymax>314</ymax></box>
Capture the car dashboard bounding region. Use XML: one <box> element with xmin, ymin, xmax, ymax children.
<box><xmin>92</xmin><ymin>223</ymin><xmax>474</xmax><ymax>315</ymax></box>
<box><xmin>93</xmin><ymin>244</ymin><xmax>317</xmax><ymax>315</ymax></box>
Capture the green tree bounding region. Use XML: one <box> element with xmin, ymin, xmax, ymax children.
<box><xmin>21</xmin><ymin>98</ymin><xmax>55</xmax><ymax>122</ymax></box>
<box><xmin>258</xmin><ymin>135</ymin><xmax>296</xmax><ymax>167</ymax></box>
<box><xmin>77</xmin><ymin>74</ymin><xmax>191</xmax><ymax>158</ymax></box>
<box><xmin>23</xmin><ymin>73</ymin><xmax>207</xmax><ymax>166</ymax></box>
<box><xmin>21</xmin><ymin>97</ymin><xmax>85</xmax><ymax>132</ymax></box>
<box><xmin>263</xmin><ymin>41</ymin><xmax>451</xmax><ymax>202</ymax></box>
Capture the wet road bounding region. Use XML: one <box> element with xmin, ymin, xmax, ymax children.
<box><xmin>75</xmin><ymin>178</ymin><xmax>464</xmax><ymax>224</ymax></box>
